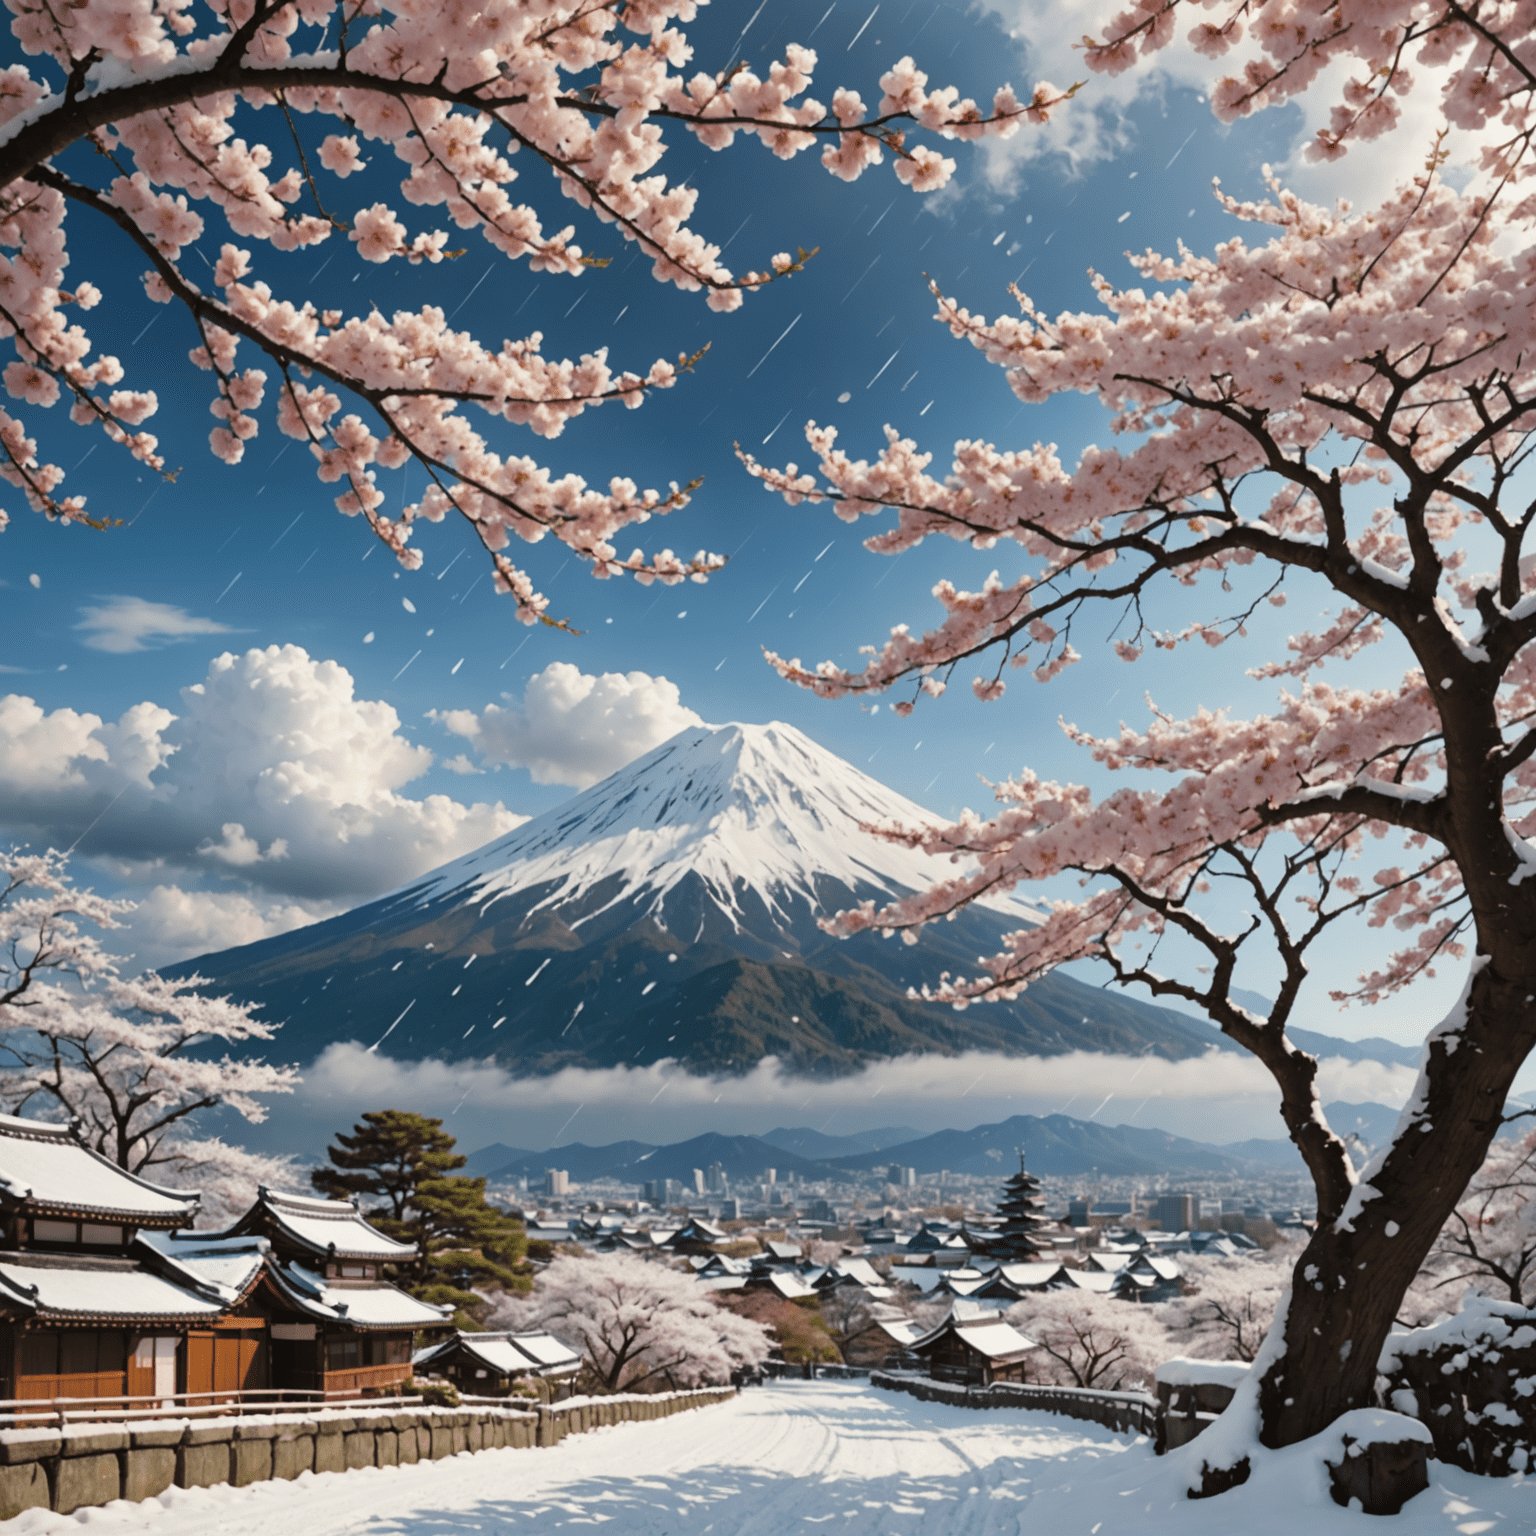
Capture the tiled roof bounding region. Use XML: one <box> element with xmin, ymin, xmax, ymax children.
<box><xmin>0</xmin><ymin>1114</ymin><xmax>199</xmax><ymax>1225</ymax></box>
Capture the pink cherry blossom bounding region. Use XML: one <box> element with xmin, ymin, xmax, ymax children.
<box><xmin>0</xmin><ymin>4</ymin><xmax>1061</xmax><ymax>614</ymax></box>
<box><xmin>752</xmin><ymin>34</ymin><xmax>1536</xmax><ymax>1448</ymax></box>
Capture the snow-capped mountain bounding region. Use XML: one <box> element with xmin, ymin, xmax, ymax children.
<box><xmin>400</xmin><ymin>720</ymin><xmax>1042</xmax><ymax>938</ymax></box>
<box><xmin>171</xmin><ymin>722</ymin><xmax>1220</xmax><ymax>1074</ymax></box>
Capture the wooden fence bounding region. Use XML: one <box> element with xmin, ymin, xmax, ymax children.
<box><xmin>870</xmin><ymin>1371</ymin><xmax>1159</xmax><ymax>1438</ymax></box>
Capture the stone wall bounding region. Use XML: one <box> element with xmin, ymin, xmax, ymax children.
<box><xmin>0</xmin><ymin>1388</ymin><xmax>736</xmax><ymax>1520</ymax></box>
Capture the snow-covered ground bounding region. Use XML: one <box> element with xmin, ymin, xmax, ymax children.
<box><xmin>15</xmin><ymin>1382</ymin><xmax>1534</xmax><ymax>1535</ymax></box>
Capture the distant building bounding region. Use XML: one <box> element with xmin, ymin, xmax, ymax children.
<box><xmin>992</xmin><ymin>1152</ymin><xmax>1048</xmax><ymax>1261</ymax></box>
<box><xmin>764</xmin><ymin>1168</ymin><xmax>776</xmax><ymax>1186</ymax></box>
<box><xmin>1067</xmin><ymin>1196</ymin><xmax>1093</xmax><ymax>1226</ymax></box>
<box><xmin>720</xmin><ymin>1199</ymin><xmax>740</xmax><ymax>1220</ymax></box>
<box><xmin>887</xmin><ymin>1165</ymin><xmax>917</xmax><ymax>1188</ymax></box>
<box><xmin>909</xmin><ymin>1311</ymin><xmax>1037</xmax><ymax>1386</ymax></box>
<box><xmin>643</xmin><ymin>1177</ymin><xmax>686</xmax><ymax>1206</ymax></box>
<box><xmin>413</xmin><ymin>1329</ymin><xmax>581</xmax><ymax>1401</ymax></box>
<box><xmin>691</xmin><ymin>1168</ymin><xmax>706</xmax><ymax>1196</ymax></box>
<box><xmin>1152</xmin><ymin>1193</ymin><xmax>1199</xmax><ymax>1231</ymax></box>
<box><xmin>706</xmin><ymin>1161</ymin><xmax>728</xmax><ymax>1194</ymax></box>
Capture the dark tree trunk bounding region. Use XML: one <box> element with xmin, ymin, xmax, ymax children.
<box><xmin>1257</xmin><ymin>965</ymin><xmax>1536</xmax><ymax>1447</ymax></box>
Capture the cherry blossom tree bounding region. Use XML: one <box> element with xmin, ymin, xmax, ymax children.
<box><xmin>0</xmin><ymin>0</ymin><xmax>1069</xmax><ymax>626</ymax></box>
<box><xmin>1005</xmin><ymin>1290</ymin><xmax>1171</xmax><ymax>1390</ymax></box>
<box><xmin>0</xmin><ymin>846</ymin><xmax>297</xmax><ymax>1172</ymax></box>
<box><xmin>747</xmin><ymin>0</ymin><xmax>1536</xmax><ymax>1460</ymax></box>
<box><xmin>1158</xmin><ymin>1245</ymin><xmax>1301</xmax><ymax>1362</ymax></box>
<box><xmin>490</xmin><ymin>1249</ymin><xmax>771</xmax><ymax>1391</ymax></box>
<box><xmin>1423</xmin><ymin>1130</ymin><xmax>1536</xmax><ymax>1306</ymax></box>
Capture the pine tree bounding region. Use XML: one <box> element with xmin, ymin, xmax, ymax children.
<box><xmin>313</xmin><ymin>1109</ymin><xmax>530</xmax><ymax>1326</ymax></box>
<box><xmin>994</xmin><ymin>1151</ymin><xmax>1048</xmax><ymax>1262</ymax></box>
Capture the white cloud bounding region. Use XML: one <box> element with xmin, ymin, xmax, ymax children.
<box><xmin>0</xmin><ymin>644</ymin><xmax>527</xmax><ymax>902</ymax></box>
<box><xmin>976</xmin><ymin>0</ymin><xmax>1494</xmax><ymax>208</ymax></box>
<box><xmin>436</xmin><ymin>661</ymin><xmax>703</xmax><ymax>788</ymax></box>
<box><xmin>287</xmin><ymin>1042</ymin><xmax>1417</xmax><ymax>1152</ymax></box>
<box><xmin>75</xmin><ymin>596</ymin><xmax>235</xmax><ymax>654</ymax></box>
<box><xmin>198</xmin><ymin>822</ymin><xmax>289</xmax><ymax>867</ymax></box>
<box><xmin>122</xmin><ymin>884</ymin><xmax>335</xmax><ymax>971</ymax></box>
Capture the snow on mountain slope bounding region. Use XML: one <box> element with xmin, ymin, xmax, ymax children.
<box><xmin>170</xmin><ymin>720</ymin><xmax>1222</xmax><ymax>1075</ymax></box>
<box><xmin>398</xmin><ymin>720</ymin><xmax>1039</xmax><ymax>935</ymax></box>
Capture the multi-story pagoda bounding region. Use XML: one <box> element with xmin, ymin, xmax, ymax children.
<box><xmin>993</xmin><ymin>1149</ymin><xmax>1048</xmax><ymax>1262</ymax></box>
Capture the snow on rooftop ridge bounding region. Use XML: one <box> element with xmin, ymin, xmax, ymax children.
<box><xmin>398</xmin><ymin>720</ymin><xmax>1041</xmax><ymax>934</ymax></box>
<box><xmin>0</xmin><ymin>1113</ymin><xmax>200</xmax><ymax>1219</ymax></box>
<box><xmin>261</xmin><ymin>1187</ymin><xmax>362</xmax><ymax>1216</ymax></box>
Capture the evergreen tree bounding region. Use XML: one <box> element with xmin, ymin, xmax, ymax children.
<box><xmin>313</xmin><ymin>1109</ymin><xmax>530</xmax><ymax>1326</ymax></box>
<box><xmin>994</xmin><ymin>1151</ymin><xmax>1048</xmax><ymax>1262</ymax></box>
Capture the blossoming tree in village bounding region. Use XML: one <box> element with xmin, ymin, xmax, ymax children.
<box><xmin>0</xmin><ymin>848</ymin><xmax>298</xmax><ymax>1193</ymax></box>
<box><xmin>0</xmin><ymin>0</ymin><xmax>1064</xmax><ymax>625</ymax></box>
<box><xmin>746</xmin><ymin>0</ymin><xmax>1536</xmax><ymax>1470</ymax></box>
<box><xmin>494</xmin><ymin>1249</ymin><xmax>770</xmax><ymax>1392</ymax></box>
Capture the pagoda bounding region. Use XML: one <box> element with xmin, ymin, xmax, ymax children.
<box><xmin>993</xmin><ymin>1150</ymin><xmax>1049</xmax><ymax>1262</ymax></box>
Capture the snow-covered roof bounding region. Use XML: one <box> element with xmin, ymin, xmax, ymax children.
<box><xmin>832</xmin><ymin>1258</ymin><xmax>884</xmax><ymax>1289</ymax></box>
<box><xmin>1085</xmin><ymin>1253</ymin><xmax>1131</xmax><ymax>1273</ymax></box>
<box><xmin>891</xmin><ymin>1265</ymin><xmax>942</xmax><ymax>1292</ymax></box>
<box><xmin>1135</xmin><ymin>1255</ymin><xmax>1182</xmax><ymax>1281</ymax></box>
<box><xmin>223</xmin><ymin>1188</ymin><xmax>417</xmax><ymax>1262</ymax></box>
<box><xmin>1059</xmin><ymin>1269</ymin><xmax>1118</xmax><ymax>1294</ymax></box>
<box><xmin>137</xmin><ymin>1232</ymin><xmax>267</xmax><ymax>1301</ymax></box>
<box><xmin>942</xmin><ymin>1275</ymin><xmax>989</xmax><ymax>1297</ymax></box>
<box><xmin>958</xmin><ymin>1320</ymin><xmax>1039</xmax><ymax>1360</ymax></box>
<box><xmin>508</xmin><ymin>1331</ymin><xmax>582</xmax><ymax>1370</ymax></box>
<box><xmin>0</xmin><ymin>1254</ymin><xmax>224</xmax><ymax>1321</ymax></box>
<box><xmin>420</xmin><ymin>1330</ymin><xmax>581</xmax><ymax>1378</ymax></box>
<box><xmin>997</xmin><ymin>1262</ymin><xmax>1068</xmax><ymax>1289</ymax></box>
<box><xmin>912</xmin><ymin>1307</ymin><xmax>1038</xmax><ymax>1362</ymax></box>
<box><xmin>764</xmin><ymin>1272</ymin><xmax>817</xmax><ymax>1300</ymax></box>
<box><xmin>0</xmin><ymin>1113</ymin><xmax>199</xmax><ymax>1225</ymax></box>
<box><xmin>268</xmin><ymin>1262</ymin><xmax>449</xmax><ymax>1329</ymax></box>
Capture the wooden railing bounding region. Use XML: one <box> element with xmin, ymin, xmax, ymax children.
<box><xmin>320</xmin><ymin>1362</ymin><xmax>413</xmax><ymax>1396</ymax></box>
<box><xmin>0</xmin><ymin>1386</ymin><xmax>424</xmax><ymax>1429</ymax></box>
<box><xmin>870</xmin><ymin>1371</ymin><xmax>1159</xmax><ymax>1438</ymax></box>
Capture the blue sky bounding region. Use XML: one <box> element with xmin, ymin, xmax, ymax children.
<box><xmin>2</xmin><ymin>0</ymin><xmax>1473</xmax><ymax>1071</ymax></box>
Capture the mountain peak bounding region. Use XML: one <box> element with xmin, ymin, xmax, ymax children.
<box><xmin>401</xmin><ymin>719</ymin><xmax>1037</xmax><ymax>937</ymax></box>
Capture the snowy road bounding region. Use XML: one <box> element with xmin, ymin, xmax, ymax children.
<box><xmin>13</xmin><ymin>1382</ymin><xmax>1535</xmax><ymax>1535</ymax></box>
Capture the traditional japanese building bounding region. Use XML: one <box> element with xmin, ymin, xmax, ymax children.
<box><xmin>413</xmin><ymin>1329</ymin><xmax>581</xmax><ymax>1400</ymax></box>
<box><xmin>0</xmin><ymin>1115</ymin><xmax>452</xmax><ymax>1406</ymax></box>
<box><xmin>0</xmin><ymin>1112</ymin><xmax>219</xmax><ymax>1402</ymax></box>
<box><xmin>909</xmin><ymin>1306</ymin><xmax>1038</xmax><ymax>1386</ymax></box>
<box><xmin>991</xmin><ymin>1151</ymin><xmax>1048</xmax><ymax>1262</ymax></box>
<box><xmin>196</xmin><ymin>1188</ymin><xmax>450</xmax><ymax>1396</ymax></box>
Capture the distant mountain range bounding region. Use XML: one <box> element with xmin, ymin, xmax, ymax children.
<box><xmin>167</xmin><ymin>721</ymin><xmax>1242</xmax><ymax>1076</ymax></box>
<box><xmin>461</xmin><ymin>1104</ymin><xmax>1410</xmax><ymax>1184</ymax></box>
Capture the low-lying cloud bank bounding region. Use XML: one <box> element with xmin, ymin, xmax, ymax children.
<box><xmin>257</xmin><ymin>1042</ymin><xmax>1420</xmax><ymax>1158</ymax></box>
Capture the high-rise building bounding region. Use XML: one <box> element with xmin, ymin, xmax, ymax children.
<box><xmin>885</xmin><ymin>1165</ymin><xmax>917</xmax><ymax>1187</ymax></box>
<box><xmin>691</xmin><ymin>1167</ymin><xmax>706</xmax><ymax>1196</ymax></box>
<box><xmin>544</xmin><ymin>1168</ymin><xmax>569</xmax><ymax>1197</ymax></box>
<box><xmin>764</xmin><ymin>1168</ymin><xmax>776</xmax><ymax>1186</ymax></box>
<box><xmin>1152</xmin><ymin>1192</ymin><xmax>1199</xmax><ymax>1232</ymax></box>
<box><xmin>705</xmin><ymin>1160</ymin><xmax>728</xmax><ymax>1193</ymax></box>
